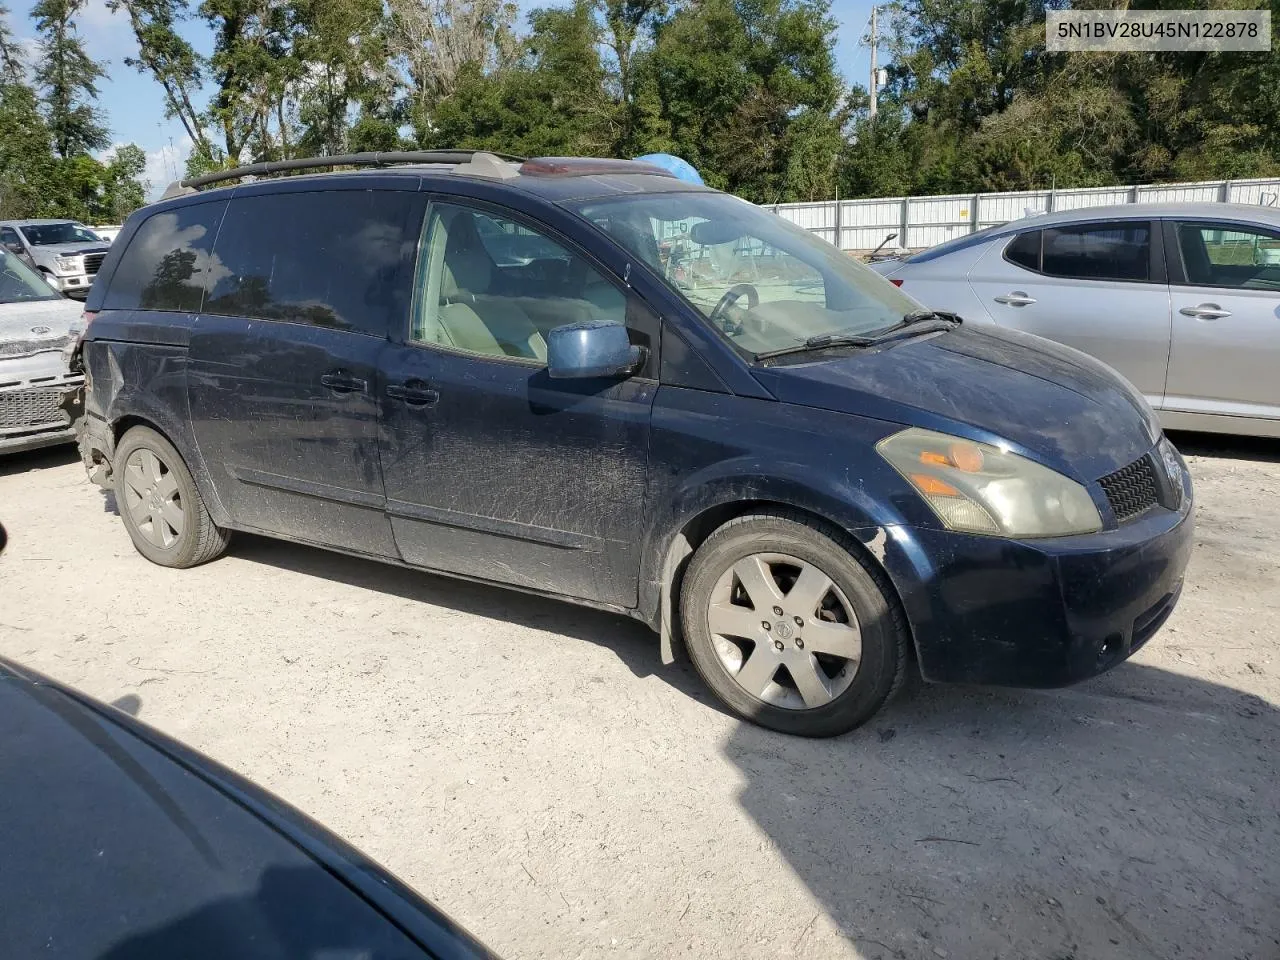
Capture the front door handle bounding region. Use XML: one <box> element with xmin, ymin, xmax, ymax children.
<box><xmin>386</xmin><ymin>380</ymin><xmax>440</xmax><ymax>407</ymax></box>
<box><xmin>994</xmin><ymin>291</ymin><xmax>1037</xmax><ymax>306</ymax></box>
<box><xmin>320</xmin><ymin>372</ymin><xmax>368</xmax><ymax>393</ymax></box>
<box><xmin>1179</xmin><ymin>303</ymin><xmax>1232</xmax><ymax>320</ymax></box>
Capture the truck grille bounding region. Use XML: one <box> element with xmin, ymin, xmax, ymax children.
<box><xmin>0</xmin><ymin>387</ymin><xmax>69</xmax><ymax>432</ymax></box>
<box><xmin>1099</xmin><ymin>454</ymin><xmax>1160</xmax><ymax>522</ymax></box>
<box><xmin>83</xmin><ymin>252</ymin><xmax>106</xmax><ymax>275</ymax></box>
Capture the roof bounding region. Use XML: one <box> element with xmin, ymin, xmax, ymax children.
<box><xmin>997</xmin><ymin>201</ymin><xmax>1280</xmax><ymax>230</ymax></box>
<box><xmin>156</xmin><ymin>152</ymin><xmax>713</xmax><ymax>210</ymax></box>
<box><xmin>0</xmin><ymin>218</ymin><xmax>82</xmax><ymax>226</ymax></box>
<box><xmin>908</xmin><ymin>200</ymin><xmax>1280</xmax><ymax>263</ymax></box>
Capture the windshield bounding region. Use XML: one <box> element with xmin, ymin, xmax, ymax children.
<box><xmin>0</xmin><ymin>250</ymin><xmax>60</xmax><ymax>303</ymax></box>
<box><xmin>19</xmin><ymin>222</ymin><xmax>102</xmax><ymax>245</ymax></box>
<box><xmin>570</xmin><ymin>192</ymin><xmax>919</xmax><ymax>356</ymax></box>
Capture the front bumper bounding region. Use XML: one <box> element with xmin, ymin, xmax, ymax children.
<box><xmin>884</xmin><ymin>461</ymin><xmax>1195</xmax><ymax>688</ymax></box>
<box><xmin>46</xmin><ymin>273</ymin><xmax>93</xmax><ymax>296</ymax></box>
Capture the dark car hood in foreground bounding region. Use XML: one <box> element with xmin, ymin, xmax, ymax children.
<box><xmin>0</xmin><ymin>659</ymin><xmax>496</xmax><ymax>960</ymax></box>
<box><xmin>752</xmin><ymin>325</ymin><xmax>1159</xmax><ymax>482</ymax></box>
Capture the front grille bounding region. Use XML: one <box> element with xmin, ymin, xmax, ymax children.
<box><xmin>83</xmin><ymin>252</ymin><xmax>106</xmax><ymax>275</ymax></box>
<box><xmin>0</xmin><ymin>387</ymin><xmax>68</xmax><ymax>432</ymax></box>
<box><xmin>1099</xmin><ymin>454</ymin><xmax>1161</xmax><ymax>522</ymax></box>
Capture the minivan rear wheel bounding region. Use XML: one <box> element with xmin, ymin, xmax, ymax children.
<box><xmin>114</xmin><ymin>426</ymin><xmax>230</xmax><ymax>568</ymax></box>
<box><xmin>679</xmin><ymin>511</ymin><xmax>907</xmax><ymax>737</ymax></box>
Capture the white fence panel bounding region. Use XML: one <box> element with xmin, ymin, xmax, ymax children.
<box><xmin>773</xmin><ymin>175</ymin><xmax>1280</xmax><ymax>251</ymax></box>
<box><xmin>977</xmin><ymin>191</ymin><xmax>1051</xmax><ymax>228</ymax></box>
<box><xmin>1227</xmin><ymin>179</ymin><xmax>1280</xmax><ymax>206</ymax></box>
<box><xmin>1050</xmin><ymin>186</ymin><xmax>1132</xmax><ymax>211</ymax></box>
<box><xmin>904</xmin><ymin>195</ymin><xmax>972</xmax><ymax>248</ymax></box>
<box><xmin>1137</xmin><ymin>180</ymin><xmax>1221</xmax><ymax>204</ymax></box>
<box><xmin>839</xmin><ymin>198</ymin><xmax>902</xmax><ymax>250</ymax></box>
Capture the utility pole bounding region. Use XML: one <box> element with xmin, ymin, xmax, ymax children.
<box><xmin>869</xmin><ymin>4</ymin><xmax>879</xmax><ymax>120</ymax></box>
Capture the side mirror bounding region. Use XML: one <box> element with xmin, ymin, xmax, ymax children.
<box><xmin>3</xmin><ymin>242</ymin><xmax>23</xmax><ymax>255</ymax></box>
<box><xmin>547</xmin><ymin>320</ymin><xmax>643</xmax><ymax>379</ymax></box>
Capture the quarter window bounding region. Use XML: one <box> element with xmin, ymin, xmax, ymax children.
<box><xmin>1040</xmin><ymin>223</ymin><xmax>1150</xmax><ymax>282</ymax></box>
<box><xmin>1003</xmin><ymin>230</ymin><xmax>1041</xmax><ymax>271</ymax></box>
<box><xmin>205</xmin><ymin>190</ymin><xmax>421</xmax><ymax>337</ymax></box>
<box><xmin>101</xmin><ymin>201</ymin><xmax>227</xmax><ymax>313</ymax></box>
<box><xmin>1176</xmin><ymin>222</ymin><xmax>1280</xmax><ymax>290</ymax></box>
<box><xmin>411</xmin><ymin>203</ymin><xmax>627</xmax><ymax>362</ymax></box>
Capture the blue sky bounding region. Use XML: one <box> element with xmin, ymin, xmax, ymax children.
<box><xmin>6</xmin><ymin>0</ymin><xmax>877</xmax><ymax>199</ymax></box>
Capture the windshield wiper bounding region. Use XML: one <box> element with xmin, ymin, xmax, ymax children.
<box><xmin>902</xmin><ymin>309</ymin><xmax>962</xmax><ymax>326</ymax></box>
<box><xmin>754</xmin><ymin>334</ymin><xmax>875</xmax><ymax>361</ymax></box>
<box><xmin>754</xmin><ymin>311</ymin><xmax>962</xmax><ymax>361</ymax></box>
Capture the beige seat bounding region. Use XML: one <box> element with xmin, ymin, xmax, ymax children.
<box><xmin>437</xmin><ymin>214</ymin><xmax>547</xmax><ymax>361</ymax></box>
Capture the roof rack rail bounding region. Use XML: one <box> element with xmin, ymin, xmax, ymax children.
<box><xmin>170</xmin><ymin>150</ymin><xmax>526</xmax><ymax>194</ymax></box>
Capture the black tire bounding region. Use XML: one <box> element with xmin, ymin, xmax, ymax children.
<box><xmin>114</xmin><ymin>426</ymin><xmax>230</xmax><ymax>568</ymax></box>
<box><xmin>679</xmin><ymin>510</ymin><xmax>908</xmax><ymax>737</ymax></box>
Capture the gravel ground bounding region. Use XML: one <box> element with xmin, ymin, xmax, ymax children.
<box><xmin>0</xmin><ymin>433</ymin><xmax>1277</xmax><ymax>960</ymax></box>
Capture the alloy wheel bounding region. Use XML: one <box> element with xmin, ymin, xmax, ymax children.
<box><xmin>121</xmin><ymin>448</ymin><xmax>184</xmax><ymax>549</ymax></box>
<box><xmin>705</xmin><ymin>552</ymin><xmax>862</xmax><ymax>710</ymax></box>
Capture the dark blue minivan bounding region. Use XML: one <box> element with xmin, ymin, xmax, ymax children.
<box><xmin>73</xmin><ymin>152</ymin><xmax>1193</xmax><ymax>737</ymax></box>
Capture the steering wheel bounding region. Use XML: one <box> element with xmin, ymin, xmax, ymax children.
<box><xmin>708</xmin><ymin>283</ymin><xmax>759</xmax><ymax>334</ymax></box>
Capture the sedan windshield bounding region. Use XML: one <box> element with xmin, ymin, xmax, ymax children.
<box><xmin>570</xmin><ymin>192</ymin><xmax>919</xmax><ymax>356</ymax></box>
<box><xmin>0</xmin><ymin>250</ymin><xmax>60</xmax><ymax>303</ymax></box>
<box><xmin>19</xmin><ymin>222</ymin><xmax>102</xmax><ymax>245</ymax></box>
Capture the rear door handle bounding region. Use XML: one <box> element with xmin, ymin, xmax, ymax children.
<box><xmin>386</xmin><ymin>380</ymin><xmax>439</xmax><ymax>407</ymax></box>
<box><xmin>320</xmin><ymin>372</ymin><xmax>368</xmax><ymax>393</ymax></box>
<box><xmin>1179</xmin><ymin>303</ymin><xmax>1232</xmax><ymax>320</ymax></box>
<box><xmin>994</xmin><ymin>291</ymin><xmax>1037</xmax><ymax>306</ymax></box>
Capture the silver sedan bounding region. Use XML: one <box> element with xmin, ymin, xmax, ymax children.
<box><xmin>872</xmin><ymin>202</ymin><xmax>1280</xmax><ymax>438</ymax></box>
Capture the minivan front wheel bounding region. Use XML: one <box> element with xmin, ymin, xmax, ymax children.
<box><xmin>680</xmin><ymin>512</ymin><xmax>907</xmax><ymax>737</ymax></box>
<box><xmin>114</xmin><ymin>426</ymin><xmax>230</xmax><ymax>568</ymax></box>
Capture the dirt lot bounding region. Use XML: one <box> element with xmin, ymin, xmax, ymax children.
<box><xmin>1</xmin><ymin>434</ymin><xmax>1277</xmax><ymax>960</ymax></box>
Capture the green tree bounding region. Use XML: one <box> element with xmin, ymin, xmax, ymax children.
<box><xmin>31</xmin><ymin>0</ymin><xmax>109</xmax><ymax>158</ymax></box>
<box><xmin>0</xmin><ymin>2</ymin><xmax>25</xmax><ymax>83</ymax></box>
<box><xmin>431</xmin><ymin>1</ymin><xmax>618</xmax><ymax>156</ymax></box>
<box><xmin>638</xmin><ymin>0</ymin><xmax>845</xmax><ymax>202</ymax></box>
<box><xmin>106</xmin><ymin>0</ymin><xmax>214</xmax><ymax>157</ymax></box>
<box><xmin>0</xmin><ymin>82</ymin><xmax>59</xmax><ymax>218</ymax></box>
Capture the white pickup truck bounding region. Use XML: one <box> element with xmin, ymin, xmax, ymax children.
<box><xmin>0</xmin><ymin>219</ymin><xmax>111</xmax><ymax>300</ymax></box>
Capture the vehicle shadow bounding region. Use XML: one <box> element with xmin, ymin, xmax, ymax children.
<box><xmin>725</xmin><ymin>661</ymin><xmax>1279</xmax><ymax>959</ymax></box>
<box><xmin>0</xmin><ymin>443</ymin><xmax>78</xmax><ymax>478</ymax></box>
<box><xmin>1167</xmin><ymin>429</ymin><xmax>1280</xmax><ymax>464</ymax></box>
<box><xmin>95</xmin><ymin>864</ymin><xmax>471</xmax><ymax>960</ymax></box>
<box><xmin>228</xmin><ymin>534</ymin><xmax>721</xmax><ymax>711</ymax></box>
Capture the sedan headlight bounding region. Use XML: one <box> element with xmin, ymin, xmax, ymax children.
<box><xmin>55</xmin><ymin>256</ymin><xmax>79</xmax><ymax>272</ymax></box>
<box><xmin>877</xmin><ymin>427</ymin><xmax>1102</xmax><ymax>538</ymax></box>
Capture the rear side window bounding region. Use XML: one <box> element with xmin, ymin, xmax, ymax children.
<box><xmin>102</xmin><ymin>201</ymin><xmax>226</xmax><ymax>312</ymax></box>
<box><xmin>204</xmin><ymin>190</ymin><xmax>421</xmax><ymax>337</ymax></box>
<box><xmin>1004</xmin><ymin>231</ymin><xmax>1041</xmax><ymax>270</ymax></box>
<box><xmin>1041</xmin><ymin>223</ymin><xmax>1150</xmax><ymax>282</ymax></box>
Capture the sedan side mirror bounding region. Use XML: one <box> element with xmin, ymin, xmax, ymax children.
<box><xmin>547</xmin><ymin>320</ymin><xmax>644</xmax><ymax>379</ymax></box>
<box><xmin>3</xmin><ymin>241</ymin><xmax>24</xmax><ymax>255</ymax></box>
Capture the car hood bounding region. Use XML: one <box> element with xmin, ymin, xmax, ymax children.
<box><xmin>751</xmin><ymin>325</ymin><xmax>1159</xmax><ymax>482</ymax></box>
<box><xmin>0</xmin><ymin>298</ymin><xmax>81</xmax><ymax>359</ymax></box>
<box><xmin>31</xmin><ymin>241</ymin><xmax>110</xmax><ymax>257</ymax></box>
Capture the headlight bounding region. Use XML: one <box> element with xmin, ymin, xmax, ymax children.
<box><xmin>1158</xmin><ymin>436</ymin><xmax>1185</xmax><ymax>507</ymax></box>
<box><xmin>55</xmin><ymin>256</ymin><xmax>79</xmax><ymax>272</ymax></box>
<box><xmin>877</xmin><ymin>427</ymin><xmax>1103</xmax><ymax>538</ymax></box>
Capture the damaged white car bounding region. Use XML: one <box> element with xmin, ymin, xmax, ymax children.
<box><xmin>0</xmin><ymin>250</ymin><xmax>84</xmax><ymax>455</ymax></box>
